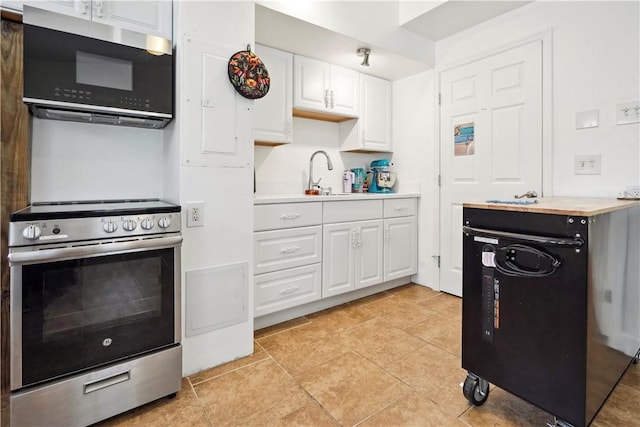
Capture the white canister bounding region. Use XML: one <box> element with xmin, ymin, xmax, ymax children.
<box><xmin>343</xmin><ymin>170</ymin><xmax>355</xmax><ymax>193</ymax></box>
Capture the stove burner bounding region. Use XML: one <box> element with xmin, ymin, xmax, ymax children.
<box><xmin>8</xmin><ymin>199</ymin><xmax>181</xmax><ymax>247</ymax></box>
<box><xmin>10</xmin><ymin>198</ymin><xmax>180</xmax><ymax>221</ymax></box>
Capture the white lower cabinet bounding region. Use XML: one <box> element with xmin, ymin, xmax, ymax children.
<box><xmin>255</xmin><ymin>263</ymin><xmax>322</xmax><ymax>317</ymax></box>
<box><xmin>383</xmin><ymin>198</ymin><xmax>418</xmax><ymax>281</ymax></box>
<box><xmin>322</xmin><ymin>220</ymin><xmax>383</xmax><ymax>298</ymax></box>
<box><xmin>254</xmin><ymin>226</ymin><xmax>322</xmax><ymax>275</ymax></box>
<box><xmin>253</xmin><ymin>202</ymin><xmax>323</xmax><ymax>316</ymax></box>
<box><xmin>254</xmin><ymin>197</ymin><xmax>417</xmax><ymax>317</ymax></box>
<box><xmin>384</xmin><ymin>216</ymin><xmax>417</xmax><ymax>281</ymax></box>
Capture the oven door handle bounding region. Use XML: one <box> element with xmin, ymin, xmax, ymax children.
<box><xmin>463</xmin><ymin>226</ymin><xmax>584</xmax><ymax>248</ymax></box>
<box><xmin>8</xmin><ymin>235</ymin><xmax>182</xmax><ymax>265</ymax></box>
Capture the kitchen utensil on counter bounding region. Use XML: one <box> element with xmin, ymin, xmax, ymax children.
<box><xmin>351</xmin><ymin>168</ymin><xmax>366</xmax><ymax>193</ymax></box>
<box><xmin>369</xmin><ymin>159</ymin><xmax>396</xmax><ymax>193</ymax></box>
<box><xmin>343</xmin><ymin>170</ymin><xmax>355</xmax><ymax>193</ymax></box>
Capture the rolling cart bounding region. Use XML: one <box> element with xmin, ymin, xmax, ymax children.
<box><xmin>461</xmin><ymin>203</ymin><xmax>640</xmax><ymax>427</ymax></box>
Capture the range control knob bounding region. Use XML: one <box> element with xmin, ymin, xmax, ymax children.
<box><xmin>103</xmin><ymin>219</ymin><xmax>118</xmax><ymax>233</ymax></box>
<box><xmin>140</xmin><ymin>218</ymin><xmax>154</xmax><ymax>230</ymax></box>
<box><xmin>23</xmin><ymin>224</ymin><xmax>42</xmax><ymax>240</ymax></box>
<box><xmin>122</xmin><ymin>219</ymin><xmax>137</xmax><ymax>231</ymax></box>
<box><xmin>157</xmin><ymin>216</ymin><xmax>171</xmax><ymax>229</ymax></box>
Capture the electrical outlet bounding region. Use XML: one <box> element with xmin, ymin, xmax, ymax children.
<box><xmin>574</xmin><ymin>155</ymin><xmax>601</xmax><ymax>175</ymax></box>
<box><xmin>186</xmin><ymin>202</ymin><xmax>204</xmax><ymax>227</ymax></box>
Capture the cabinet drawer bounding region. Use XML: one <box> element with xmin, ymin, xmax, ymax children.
<box><xmin>384</xmin><ymin>198</ymin><xmax>417</xmax><ymax>218</ymax></box>
<box><xmin>254</xmin><ymin>226</ymin><xmax>322</xmax><ymax>274</ymax></box>
<box><xmin>255</xmin><ymin>263</ymin><xmax>322</xmax><ymax>317</ymax></box>
<box><xmin>323</xmin><ymin>200</ymin><xmax>383</xmax><ymax>223</ymax></box>
<box><xmin>254</xmin><ymin>202</ymin><xmax>322</xmax><ymax>231</ymax></box>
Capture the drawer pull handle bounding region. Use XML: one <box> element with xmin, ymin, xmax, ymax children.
<box><xmin>279</xmin><ymin>246</ymin><xmax>300</xmax><ymax>254</ymax></box>
<box><xmin>394</xmin><ymin>206</ymin><xmax>408</xmax><ymax>211</ymax></box>
<box><xmin>83</xmin><ymin>371</ymin><xmax>130</xmax><ymax>394</ymax></box>
<box><xmin>280</xmin><ymin>213</ymin><xmax>301</xmax><ymax>220</ymax></box>
<box><xmin>279</xmin><ymin>285</ymin><xmax>300</xmax><ymax>295</ymax></box>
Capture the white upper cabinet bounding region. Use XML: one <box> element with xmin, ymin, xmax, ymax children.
<box><xmin>253</xmin><ymin>44</ymin><xmax>293</xmax><ymax>145</ymax></box>
<box><xmin>24</xmin><ymin>0</ymin><xmax>172</xmax><ymax>40</ymax></box>
<box><xmin>293</xmin><ymin>55</ymin><xmax>359</xmax><ymax>120</ymax></box>
<box><xmin>340</xmin><ymin>74</ymin><xmax>392</xmax><ymax>152</ymax></box>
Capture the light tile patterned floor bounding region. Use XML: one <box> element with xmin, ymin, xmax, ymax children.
<box><xmin>99</xmin><ymin>284</ymin><xmax>640</xmax><ymax>426</ymax></box>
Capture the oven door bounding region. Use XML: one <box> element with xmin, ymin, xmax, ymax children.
<box><xmin>9</xmin><ymin>236</ymin><xmax>181</xmax><ymax>391</ymax></box>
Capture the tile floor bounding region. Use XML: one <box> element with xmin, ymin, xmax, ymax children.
<box><xmin>99</xmin><ymin>284</ymin><xmax>640</xmax><ymax>426</ymax></box>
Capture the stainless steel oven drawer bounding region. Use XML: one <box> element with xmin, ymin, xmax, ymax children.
<box><xmin>11</xmin><ymin>345</ymin><xmax>181</xmax><ymax>427</ymax></box>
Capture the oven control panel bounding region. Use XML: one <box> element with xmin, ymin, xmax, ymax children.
<box><xmin>9</xmin><ymin>212</ymin><xmax>181</xmax><ymax>247</ymax></box>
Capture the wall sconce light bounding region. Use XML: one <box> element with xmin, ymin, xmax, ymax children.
<box><xmin>357</xmin><ymin>48</ymin><xmax>370</xmax><ymax>67</ymax></box>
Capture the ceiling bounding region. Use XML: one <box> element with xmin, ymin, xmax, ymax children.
<box><xmin>401</xmin><ymin>1</ymin><xmax>534</xmax><ymax>41</ymax></box>
<box><xmin>255</xmin><ymin>4</ymin><xmax>430</xmax><ymax>81</ymax></box>
<box><xmin>255</xmin><ymin>1</ymin><xmax>533</xmax><ymax>81</ymax></box>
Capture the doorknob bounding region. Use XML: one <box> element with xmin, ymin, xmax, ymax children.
<box><xmin>514</xmin><ymin>191</ymin><xmax>538</xmax><ymax>199</ymax></box>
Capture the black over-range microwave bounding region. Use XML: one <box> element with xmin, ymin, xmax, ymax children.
<box><xmin>23</xmin><ymin>24</ymin><xmax>174</xmax><ymax>129</ymax></box>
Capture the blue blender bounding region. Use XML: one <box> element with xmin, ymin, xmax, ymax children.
<box><xmin>369</xmin><ymin>159</ymin><xmax>396</xmax><ymax>193</ymax></box>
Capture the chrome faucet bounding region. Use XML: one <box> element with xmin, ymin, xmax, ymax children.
<box><xmin>308</xmin><ymin>150</ymin><xmax>334</xmax><ymax>191</ymax></box>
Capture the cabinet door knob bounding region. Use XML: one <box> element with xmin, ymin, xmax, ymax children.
<box><xmin>79</xmin><ymin>0</ymin><xmax>89</xmax><ymax>14</ymax></box>
<box><xmin>94</xmin><ymin>0</ymin><xmax>103</xmax><ymax>17</ymax></box>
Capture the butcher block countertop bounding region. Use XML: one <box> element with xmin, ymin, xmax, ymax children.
<box><xmin>463</xmin><ymin>197</ymin><xmax>640</xmax><ymax>216</ymax></box>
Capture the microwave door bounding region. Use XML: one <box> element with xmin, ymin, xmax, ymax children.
<box><xmin>23</xmin><ymin>24</ymin><xmax>173</xmax><ymax>127</ymax></box>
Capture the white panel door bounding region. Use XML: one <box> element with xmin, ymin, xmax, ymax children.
<box><xmin>330</xmin><ymin>65</ymin><xmax>359</xmax><ymax>117</ymax></box>
<box><xmin>253</xmin><ymin>44</ymin><xmax>293</xmax><ymax>144</ymax></box>
<box><xmin>439</xmin><ymin>40</ymin><xmax>543</xmax><ymax>296</ymax></box>
<box><xmin>96</xmin><ymin>1</ymin><xmax>172</xmax><ymax>39</ymax></box>
<box><xmin>355</xmin><ymin>220</ymin><xmax>384</xmax><ymax>289</ymax></box>
<box><xmin>322</xmin><ymin>222</ymin><xmax>355</xmax><ymax>297</ymax></box>
<box><xmin>384</xmin><ymin>216</ymin><xmax>417</xmax><ymax>281</ymax></box>
<box><xmin>293</xmin><ymin>56</ymin><xmax>330</xmax><ymax>112</ymax></box>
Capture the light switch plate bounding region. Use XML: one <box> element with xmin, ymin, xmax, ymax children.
<box><xmin>575</xmin><ymin>110</ymin><xmax>599</xmax><ymax>129</ymax></box>
<box><xmin>575</xmin><ymin>155</ymin><xmax>601</xmax><ymax>175</ymax></box>
<box><xmin>616</xmin><ymin>101</ymin><xmax>640</xmax><ymax>125</ymax></box>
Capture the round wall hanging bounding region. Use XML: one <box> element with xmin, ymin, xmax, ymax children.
<box><xmin>228</xmin><ymin>48</ymin><xmax>270</xmax><ymax>99</ymax></box>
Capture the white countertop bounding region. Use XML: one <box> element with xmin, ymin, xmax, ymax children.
<box><xmin>254</xmin><ymin>192</ymin><xmax>421</xmax><ymax>204</ymax></box>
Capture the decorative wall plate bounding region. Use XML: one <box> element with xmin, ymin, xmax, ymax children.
<box><xmin>228</xmin><ymin>49</ymin><xmax>270</xmax><ymax>99</ymax></box>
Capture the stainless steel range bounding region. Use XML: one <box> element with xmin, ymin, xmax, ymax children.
<box><xmin>7</xmin><ymin>199</ymin><xmax>182</xmax><ymax>426</ymax></box>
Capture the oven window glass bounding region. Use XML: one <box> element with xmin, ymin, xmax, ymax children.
<box><xmin>76</xmin><ymin>51</ymin><xmax>133</xmax><ymax>91</ymax></box>
<box><xmin>20</xmin><ymin>248</ymin><xmax>175</xmax><ymax>387</ymax></box>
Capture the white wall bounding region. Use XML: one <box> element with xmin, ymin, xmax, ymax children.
<box><xmin>255</xmin><ymin>117</ymin><xmax>384</xmax><ymax>194</ymax></box>
<box><xmin>435</xmin><ymin>1</ymin><xmax>640</xmax><ymax>197</ymax></box>
<box><xmin>391</xmin><ymin>70</ymin><xmax>437</xmax><ymax>288</ymax></box>
<box><xmin>173</xmin><ymin>0</ymin><xmax>255</xmax><ymax>376</ymax></box>
<box><xmin>30</xmin><ymin>119</ymin><xmax>164</xmax><ymax>202</ymax></box>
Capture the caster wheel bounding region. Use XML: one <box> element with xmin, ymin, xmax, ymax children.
<box><xmin>463</xmin><ymin>375</ymin><xmax>490</xmax><ymax>406</ymax></box>
<box><xmin>167</xmin><ymin>392</ymin><xmax>178</xmax><ymax>399</ymax></box>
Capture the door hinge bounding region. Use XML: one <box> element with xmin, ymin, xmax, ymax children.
<box><xmin>438</xmin><ymin>93</ymin><xmax>441</xmax><ymax>105</ymax></box>
<box><xmin>438</xmin><ymin>174</ymin><xmax>441</xmax><ymax>187</ymax></box>
<box><xmin>433</xmin><ymin>255</ymin><xmax>440</xmax><ymax>268</ymax></box>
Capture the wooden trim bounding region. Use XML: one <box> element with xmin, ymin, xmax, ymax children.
<box><xmin>1</xmin><ymin>18</ymin><xmax>30</xmax><ymax>426</ymax></box>
<box><xmin>292</xmin><ymin>108</ymin><xmax>354</xmax><ymax>123</ymax></box>
<box><xmin>0</xmin><ymin>9</ymin><xmax>22</xmax><ymax>24</ymax></box>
